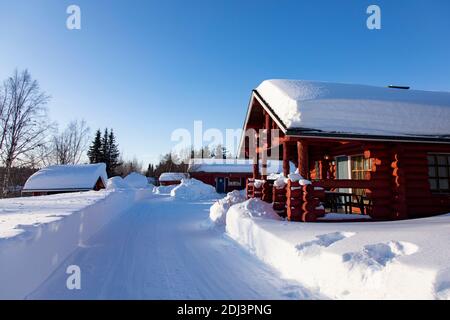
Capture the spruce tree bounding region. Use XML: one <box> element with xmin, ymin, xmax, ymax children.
<box><xmin>101</xmin><ymin>128</ymin><xmax>109</xmax><ymax>163</ymax></box>
<box><xmin>87</xmin><ymin>129</ymin><xmax>102</xmax><ymax>163</ymax></box>
<box><xmin>108</xmin><ymin>129</ymin><xmax>120</xmax><ymax>176</ymax></box>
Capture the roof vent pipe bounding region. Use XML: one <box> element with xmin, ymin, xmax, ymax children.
<box><xmin>388</xmin><ymin>85</ymin><xmax>410</xmax><ymax>90</ymax></box>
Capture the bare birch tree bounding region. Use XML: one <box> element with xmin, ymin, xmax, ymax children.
<box><xmin>0</xmin><ymin>69</ymin><xmax>51</xmax><ymax>196</ymax></box>
<box><xmin>52</xmin><ymin>120</ymin><xmax>90</xmax><ymax>165</ymax></box>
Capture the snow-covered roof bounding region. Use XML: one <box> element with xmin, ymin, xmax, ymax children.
<box><xmin>23</xmin><ymin>163</ymin><xmax>107</xmax><ymax>192</ymax></box>
<box><xmin>159</xmin><ymin>172</ymin><xmax>188</xmax><ymax>182</ymax></box>
<box><xmin>188</xmin><ymin>158</ymin><xmax>296</xmax><ymax>174</ymax></box>
<box><xmin>254</xmin><ymin>79</ymin><xmax>450</xmax><ymax>139</ymax></box>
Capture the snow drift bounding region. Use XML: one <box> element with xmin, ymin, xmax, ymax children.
<box><xmin>106</xmin><ymin>176</ymin><xmax>129</xmax><ymax>190</ymax></box>
<box><xmin>170</xmin><ymin>178</ymin><xmax>219</xmax><ymax>201</ymax></box>
<box><xmin>124</xmin><ymin>172</ymin><xmax>150</xmax><ymax>188</ymax></box>
<box><xmin>209</xmin><ymin>190</ymin><xmax>247</xmax><ymax>225</ymax></box>
<box><xmin>153</xmin><ymin>184</ymin><xmax>177</xmax><ymax>195</ymax></box>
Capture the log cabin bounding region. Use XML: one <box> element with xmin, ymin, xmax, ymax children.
<box><xmin>188</xmin><ymin>158</ymin><xmax>295</xmax><ymax>193</ymax></box>
<box><xmin>239</xmin><ymin>79</ymin><xmax>450</xmax><ymax>222</ymax></box>
<box><xmin>22</xmin><ymin>163</ymin><xmax>107</xmax><ymax>196</ymax></box>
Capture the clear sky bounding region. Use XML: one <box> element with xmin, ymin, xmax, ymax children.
<box><xmin>1</xmin><ymin>0</ymin><xmax>449</xmax><ymax>165</ymax></box>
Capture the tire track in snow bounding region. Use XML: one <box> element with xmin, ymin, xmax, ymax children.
<box><xmin>28</xmin><ymin>196</ymin><xmax>316</xmax><ymax>299</ymax></box>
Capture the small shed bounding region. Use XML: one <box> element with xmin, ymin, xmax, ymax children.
<box><xmin>22</xmin><ymin>163</ymin><xmax>108</xmax><ymax>196</ymax></box>
<box><xmin>158</xmin><ymin>172</ymin><xmax>188</xmax><ymax>186</ymax></box>
<box><xmin>188</xmin><ymin>158</ymin><xmax>295</xmax><ymax>193</ymax></box>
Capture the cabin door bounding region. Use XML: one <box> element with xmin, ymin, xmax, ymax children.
<box><xmin>216</xmin><ymin>177</ymin><xmax>226</xmax><ymax>193</ymax></box>
<box><xmin>336</xmin><ymin>156</ymin><xmax>351</xmax><ymax>194</ymax></box>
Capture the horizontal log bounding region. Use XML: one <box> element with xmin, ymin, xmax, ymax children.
<box><xmin>287</xmin><ymin>202</ymin><xmax>302</xmax><ymax>209</ymax></box>
<box><xmin>302</xmin><ymin>212</ymin><xmax>317</xmax><ymax>222</ymax></box>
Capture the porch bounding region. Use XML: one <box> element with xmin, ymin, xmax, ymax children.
<box><xmin>244</xmin><ymin>135</ymin><xmax>400</xmax><ymax>222</ymax></box>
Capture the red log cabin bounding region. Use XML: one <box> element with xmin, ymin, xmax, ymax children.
<box><xmin>188</xmin><ymin>158</ymin><xmax>295</xmax><ymax>193</ymax></box>
<box><xmin>239</xmin><ymin>79</ymin><xmax>450</xmax><ymax>222</ymax></box>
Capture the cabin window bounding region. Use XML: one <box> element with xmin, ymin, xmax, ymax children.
<box><xmin>351</xmin><ymin>156</ymin><xmax>372</xmax><ymax>180</ymax></box>
<box><xmin>427</xmin><ymin>154</ymin><xmax>450</xmax><ymax>192</ymax></box>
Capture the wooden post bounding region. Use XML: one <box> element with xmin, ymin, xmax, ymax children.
<box><xmin>391</xmin><ymin>145</ymin><xmax>408</xmax><ymax>219</ymax></box>
<box><xmin>253</xmin><ymin>133</ymin><xmax>260</xmax><ymax>179</ymax></box>
<box><xmin>283</xmin><ymin>142</ymin><xmax>289</xmax><ymax>176</ymax></box>
<box><xmin>297</xmin><ymin>140</ymin><xmax>309</xmax><ymax>179</ymax></box>
<box><xmin>265</xmin><ymin>113</ymin><xmax>271</xmax><ymax>158</ymax></box>
<box><xmin>261</xmin><ymin>135</ymin><xmax>268</xmax><ymax>180</ymax></box>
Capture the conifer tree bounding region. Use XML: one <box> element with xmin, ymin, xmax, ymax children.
<box><xmin>100</xmin><ymin>128</ymin><xmax>109</xmax><ymax>164</ymax></box>
<box><xmin>87</xmin><ymin>129</ymin><xmax>102</xmax><ymax>163</ymax></box>
<box><xmin>107</xmin><ymin>129</ymin><xmax>120</xmax><ymax>176</ymax></box>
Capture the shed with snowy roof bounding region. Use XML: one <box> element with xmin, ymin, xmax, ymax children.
<box><xmin>22</xmin><ymin>163</ymin><xmax>107</xmax><ymax>196</ymax></box>
<box><xmin>158</xmin><ymin>172</ymin><xmax>188</xmax><ymax>186</ymax></box>
<box><xmin>239</xmin><ymin>79</ymin><xmax>450</xmax><ymax>221</ymax></box>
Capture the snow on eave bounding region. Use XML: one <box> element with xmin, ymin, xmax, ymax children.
<box><xmin>158</xmin><ymin>172</ymin><xmax>188</xmax><ymax>182</ymax></box>
<box><xmin>247</xmin><ymin>79</ymin><xmax>450</xmax><ymax>143</ymax></box>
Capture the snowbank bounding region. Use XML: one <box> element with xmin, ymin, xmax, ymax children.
<box><xmin>226</xmin><ymin>204</ymin><xmax>450</xmax><ymax>299</ymax></box>
<box><xmin>228</xmin><ymin>199</ymin><xmax>283</xmax><ymax>222</ymax></box>
<box><xmin>106</xmin><ymin>176</ymin><xmax>129</xmax><ymax>190</ymax></box>
<box><xmin>256</xmin><ymin>79</ymin><xmax>450</xmax><ymax>137</ymax></box>
<box><xmin>124</xmin><ymin>172</ymin><xmax>150</xmax><ymax>188</ymax></box>
<box><xmin>153</xmin><ymin>184</ymin><xmax>177</xmax><ymax>195</ymax></box>
<box><xmin>0</xmin><ymin>188</ymin><xmax>152</xmax><ymax>299</ymax></box>
<box><xmin>170</xmin><ymin>178</ymin><xmax>219</xmax><ymax>201</ymax></box>
<box><xmin>209</xmin><ymin>190</ymin><xmax>247</xmax><ymax>225</ymax></box>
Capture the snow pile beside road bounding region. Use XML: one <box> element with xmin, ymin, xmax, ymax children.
<box><xmin>106</xmin><ymin>176</ymin><xmax>129</xmax><ymax>190</ymax></box>
<box><xmin>124</xmin><ymin>172</ymin><xmax>150</xmax><ymax>188</ymax></box>
<box><xmin>153</xmin><ymin>184</ymin><xmax>177</xmax><ymax>194</ymax></box>
<box><xmin>226</xmin><ymin>204</ymin><xmax>450</xmax><ymax>299</ymax></box>
<box><xmin>227</xmin><ymin>198</ymin><xmax>282</xmax><ymax>224</ymax></box>
<box><xmin>0</xmin><ymin>189</ymin><xmax>145</xmax><ymax>299</ymax></box>
<box><xmin>210</xmin><ymin>190</ymin><xmax>247</xmax><ymax>225</ymax></box>
<box><xmin>170</xmin><ymin>178</ymin><xmax>219</xmax><ymax>201</ymax></box>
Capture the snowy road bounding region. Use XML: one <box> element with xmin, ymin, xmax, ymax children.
<box><xmin>28</xmin><ymin>195</ymin><xmax>314</xmax><ymax>299</ymax></box>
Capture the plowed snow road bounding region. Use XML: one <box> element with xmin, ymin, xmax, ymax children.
<box><xmin>28</xmin><ymin>195</ymin><xmax>315</xmax><ymax>299</ymax></box>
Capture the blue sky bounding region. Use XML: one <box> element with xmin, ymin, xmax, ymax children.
<box><xmin>0</xmin><ymin>0</ymin><xmax>449</xmax><ymax>165</ymax></box>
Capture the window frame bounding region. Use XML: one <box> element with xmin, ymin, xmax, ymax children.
<box><xmin>427</xmin><ymin>153</ymin><xmax>450</xmax><ymax>193</ymax></box>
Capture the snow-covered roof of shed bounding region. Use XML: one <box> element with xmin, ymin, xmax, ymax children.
<box><xmin>23</xmin><ymin>163</ymin><xmax>107</xmax><ymax>191</ymax></box>
<box><xmin>188</xmin><ymin>158</ymin><xmax>295</xmax><ymax>174</ymax></box>
<box><xmin>255</xmin><ymin>79</ymin><xmax>450</xmax><ymax>138</ymax></box>
<box><xmin>159</xmin><ymin>172</ymin><xmax>188</xmax><ymax>182</ymax></box>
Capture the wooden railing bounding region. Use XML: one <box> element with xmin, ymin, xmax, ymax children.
<box><xmin>311</xmin><ymin>179</ymin><xmax>372</xmax><ymax>190</ymax></box>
